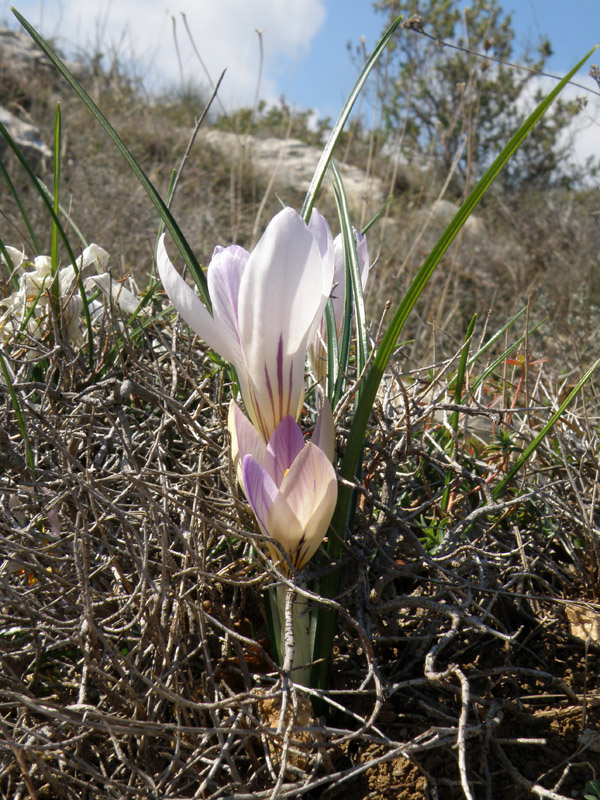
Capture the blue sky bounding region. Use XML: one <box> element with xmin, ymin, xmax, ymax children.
<box><xmin>283</xmin><ymin>0</ymin><xmax>600</xmax><ymax>121</ymax></box>
<box><xmin>3</xmin><ymin>0</ymin><xmax>599</xmax><ymax>125</ymax></box>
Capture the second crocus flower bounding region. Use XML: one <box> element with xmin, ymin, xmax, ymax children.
<box><xmin>228</xmin><ymin>399</ymin><xmax>337</xmax><ymax>573</ymax></box>
<box><xmin>308</xmin><ymin>212</ymin><xmax>370</xmax><ymax>386</ymax></box>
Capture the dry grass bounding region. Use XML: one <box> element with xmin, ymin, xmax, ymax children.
<box><xmin>2</xmin><ymin>301</ymin><xmax>600</xmax><ymax>798</ymax></box>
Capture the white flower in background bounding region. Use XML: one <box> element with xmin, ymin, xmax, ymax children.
<box><xmin>0</xmin><ymin>244</ymin><xmax>143</xmax><ymax>346</ymax></box>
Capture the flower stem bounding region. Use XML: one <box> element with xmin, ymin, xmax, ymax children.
<box><xmin>277</xmin><ymin>584</ymin><xmax>311</xmax><ymax>687</ymax></box>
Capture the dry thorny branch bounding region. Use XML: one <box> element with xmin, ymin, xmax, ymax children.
<box><xmin>1</xmin><ymin>304</ymin><xmax>600</xmax><ymax>799</ymax></box>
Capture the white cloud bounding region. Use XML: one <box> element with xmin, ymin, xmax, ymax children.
<box><xmin>8</xmin><ymin>0</ymin><xmax>327</xmax><ymax>109</ymax></box>
<box><xmin>520</xmin><ymin>73</ymin><xmax>600</xmax><ymax>179</ymax></box>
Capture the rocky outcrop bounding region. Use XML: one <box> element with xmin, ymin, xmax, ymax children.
<box><xmin>0</xmin><ymin>106</ymin><xmax>51</xmax><ymax>165</ymax></box>
<box><xmin>0</xmin><ymin>26</ymin><xmax>86</xmax><ymax>167</ymax></box>
<box><xmin>0</xmin><ymin>25</ymin><xmax>84</xmax><ymax>83</ymax></box>
<box><xmin>201</xmin><ymin>130</ymin><xmax>387</xmax><ymax>215</ymax></box>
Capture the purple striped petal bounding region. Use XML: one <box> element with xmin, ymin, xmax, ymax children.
<box><xmin>238</xmin><ymin>208</ymin><xmax>334</xmax><ymax>439</ymax></box>
<box><xmin>207</xmin><ymin>244</ymin><xmax>249</xmax><ymax>366</ymax></box>
<box><xmin>278</xmin><ymin>443</ymin><xmax>337</xmax><ymax>569</ymax></box>
<box><xmin>264</xmin><ymin>414</ymin><xmax>305</xmax><ymax>484</ymax></box>
<box><xmin>242</xmin><ymin>455</ymin><xmax>278</xmax><ymax>535</ymax></box>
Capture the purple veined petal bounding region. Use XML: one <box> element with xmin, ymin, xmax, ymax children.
<box><xmin>238</xmin><ymin>208</ymin><xmax>331</xmax><ymax>438</ymax></box>
<box><xmin>233</xmin><ymin>368</ymin><xmax>275</xmax><ymax>443</ymax></box>
<box><xmin>264</xmin><ymin>414</ymin><xmax>305</xmax><ymax>485</ymax></box>
<box><xmin>312</xmin><ymin>399</ymin><xmax>335</xmax><ymax>463</ymax></box>
<box><xmin>242</xmin><ymin>454</ymin><xmax>279</xmax><ymax>535</ymax></box>
<box><xmin>279</xmin><ymin>442</ymin><xmax>337</xmax><ymax>568</ymax></box>
<box><xmin>157</xmin><ymin>235</ymin><xmax>237</xmax><ymax>363</ymax></box>
<box><xmin>228</xmin><ymin>400</ymin><xmax>266</xmax><ymax>487</ymax></box>
<box><xmin>207</xmin><ymin>244</ymin><xmax>249</xmax><ymax>367</ymax></box>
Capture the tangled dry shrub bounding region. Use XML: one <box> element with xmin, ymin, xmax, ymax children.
<box><xmin>1</xmin><ymin>297</ymin><xmax>600</xmax><ymax>799</ymax></box>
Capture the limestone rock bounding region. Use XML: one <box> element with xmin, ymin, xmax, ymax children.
<box><xmin>201</xmin><ymin>130</ymin><xmax>386</xmax><ymax>215</ymax></box>
<box><xmin>0</xmin><ymin>106</ymin><xmax>52</xmax><ymax>165</ymax></box>
<box><xmin>0</xmin><ymin>25</ymin><xmax>84</xmax><ymax>82</ymax></box>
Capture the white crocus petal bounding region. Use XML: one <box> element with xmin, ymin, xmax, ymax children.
<box><xmin>33</xmin><ymin>255</ymin><xmax>52</xmax><ymax>275</ymax></box>
<box><xmin>59</xmin><ymin>244</ymin><xmax>111</xmax><ymax>295</ymax></box>
<box><xmin>157</xmin><ymin>234</ymin><xmax>237</xmax><ymax>363</ymax></box>
<box><xmin>308</xmin><ymin>209</ymin><xmax>336</xmax><ymax>272</ymax></box>
<box><xmin>331</xmin><ymin>235</ymin><xmax>348</xmax><ymax>337</ymax></box>
<box><xmin>1</xmin><ymin>246</ymin><xmax>26</xmax><ymax>271</ymax></box>
<box><xmin>277</xmin><ymin>442</ymin><xmax>337</xmax><ymax>569</ymax></box>
<box><xmin>238</xmin><ymin>208</ymin><xmax>334</xmax><ymax>439</ymax></box>
<box><xmin>307</xmin><ymin>210</ymin><xmax>336</xmax><ymax>387</ymax></box>
<box><xmin>312</xmin><ymin>398</ymin><xmax>335</xmax><ymax>463</ymax></box>
<box><xmin>58</xmin><ymin>263</ymin><xmax>80</xmax><ymax>295</ymax></box>
<box><xmin>63</xmin><ymin>295</ymin><xmax>85</xmax><ymax>344</ymax></box>
<box><xmin>159</xmin><ymin>209</ymin><xmax>335</xmax><ymax>441</ymax></box>
<box><xmin>355</xmin><ymin>229</ymin><xmax>370</xmax><ymax>290</ymax></box>
<box><xmin>331</xmin><ymin>228</ymin><xmax>371</xmax><ymax>336</ymax></box>
<box><xmin>81</xmin><ymin>244</ymin><xmax>109</xmax><ymax>271</ymax></box>
<box><xmin>23</xmin><ymin>258</ymin><xmax>51</xmax><ymax>299</ymax></box>
<box><xmin>88</xmin><ymin>273</ymin><xmax>144</xmax><ymax>316</ymax></box>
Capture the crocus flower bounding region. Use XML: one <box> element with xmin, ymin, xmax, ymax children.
<box><xmin>1</xmin><ymin>244</ymin><xmax>105</xmax><ymax>345</ymax></box>
<box><xmin>157</xmin><ymin>207</ymin><xmax>335</xmax><ymax>441</ymax></box>
<box><xmin>0</xmin><ymin>244</ymin><xmax>143</xmax><ymax>349</ymax></box>
<box><xmin>228</xmin><ymin>399</ymin><xmax>337</xmax><ymax>572</ymax></box>
<box><xmin>308</xmin><ymin>213</ymin><xmax>370</xmax><ymax>385</ymax></box>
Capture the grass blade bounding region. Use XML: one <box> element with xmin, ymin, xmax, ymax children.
<box><xmin>300</xmin><ymin>15</ymin><xmax>402</xmax><ymax>222</ymax></box>
<box><xmin>448</xmin><ymin>306</ymin><xmax>528</xmax><ymax>392</ymax></box>
<box><xmin>0</xmin><ymin>159</ymin><xmax>41</xmax><ymax>255</ymax></box>
<box><xmin>49</xmin><ymin>104</ymin><xmax>61</xmax><ymax>321</ymax></box>
<box><xmin>491</xmin><ymin>357</ymin><xmax>600</xmax><ymax>499</ymax></box>
<box><xmin>338</xmin><ymin>45</ymin><xmax>597</xmax><ymax>521</ymax></box>
<box><xmin>38</xmin><ymin>179</ymin><xmax>89</xmax><ymax>248</ymax></box>
<box><xmin>329</xmin><ymin>162</ymin><xmax>368</xmax><ymax>407</ymax></box>
<box><xmin>449</xmin><ymin>313</ymin><xmax>477</xmax><ymax>435</ymax></box>
<box><xmin>0</xmin><ymin>350</ymin><xmax>36</xmax><ymax>478</ymax></box>
<box><xmin>439</xmin><ymin>313</ymin><xmax>477</xmax><ymax>518</ymax></box>
<box><xmin>470</xmin><ymin>317</ymin><xmax>547</xmax><ymax>395</ymax></box>
<box><xmin>324</xmin><ymin>300</ymin><xmax>339</xmax><ymax>403</ymax></box>
<box><xmin>311</xmin><ymin>45</ymin><xmax>597</xmax><ymax>692</ymax></box>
